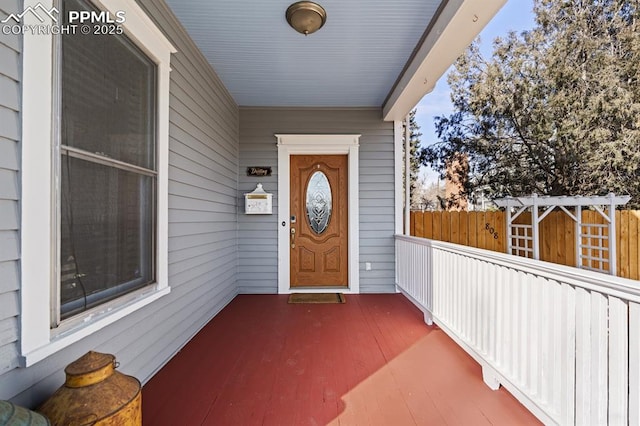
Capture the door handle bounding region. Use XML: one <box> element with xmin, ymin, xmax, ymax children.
<box><xmin>290</xmin><ymin>228</ymin><xmax>296</xmax><ymax>249</ymax></box>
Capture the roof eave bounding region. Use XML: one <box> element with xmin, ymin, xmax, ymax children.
<box><xmin>382</xmin><ymin>0</ymin><xmax>507</xmax><ymax>121</ymax></box>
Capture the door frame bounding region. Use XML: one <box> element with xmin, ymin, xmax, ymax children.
<box><xmin>276</xmin><ymin>134</ymin><xmax>361</xmax><ymax>294</ymax></box>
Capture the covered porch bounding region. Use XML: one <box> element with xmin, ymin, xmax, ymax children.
<box><xmin>142</xmin><ymin>294</ymin><xmax>538</xmax><ymax>425</ymax></box>
<box><xmin>5</xmin><ymin>0</ymin><xmax>626</xmax><ymax>424</ymax></box>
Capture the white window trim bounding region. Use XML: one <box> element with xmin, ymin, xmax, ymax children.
<box><xmin>20</xmin><ymin>0</ymin><xmax>176</xmax><ymax>367</ymax></box>
<box><xmin>275</xmin><ymin>134</ymin><xmax>360</xmax><ymax>294</ymax></box>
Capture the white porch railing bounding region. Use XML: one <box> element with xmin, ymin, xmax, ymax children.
<box><xmin>396</xmin><ymin>234</ymin><xmax>640</xmax><ymax>425</ymax></box>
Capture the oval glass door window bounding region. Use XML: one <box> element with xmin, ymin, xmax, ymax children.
<box><xmin>306</xmin><ymin>171</ymin><xmax>332</xmax><ymax>234</ymax></box>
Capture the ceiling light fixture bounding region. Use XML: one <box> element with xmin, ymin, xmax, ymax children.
<box><xmin>286</xmin><ymin>1</ymin><xmax>327</xmax><ymax>36</ymax></box>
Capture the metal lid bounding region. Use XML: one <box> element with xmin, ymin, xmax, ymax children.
<box><xmin>65</xmin><ymin>351</ymin><xmax>116</xmax><ymax>388</ymax></box>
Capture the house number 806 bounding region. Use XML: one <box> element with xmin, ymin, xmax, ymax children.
<box><xmin>485</xmin><ymin>223</ymin><xmax>499</xmax><ymax>240</ymax></box>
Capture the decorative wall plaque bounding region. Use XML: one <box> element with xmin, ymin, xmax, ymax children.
<box><xmin>246</xmin><ymin>167</ymin><xmax>272</xmax><ymax>177</ymax></box>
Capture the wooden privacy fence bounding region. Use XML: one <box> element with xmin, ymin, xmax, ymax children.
<box><xmin>410</xmin><ymin>210</ymin><xmax>640</xmax><ymax>280</ymax></box>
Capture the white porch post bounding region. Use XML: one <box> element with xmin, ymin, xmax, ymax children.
<box><xmin>394</xmin><ymin>120</ymin><xmax>404</xmax><ymax>235</ymax></box>
<box><xmin>404</xmin><ymin>114</ymin><xmax>411</xmax><ymax>235</ymax></box>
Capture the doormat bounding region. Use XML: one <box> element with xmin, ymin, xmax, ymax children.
<box><xmin>288</xmin><ymin>293</ymin><xmax>346</xmax><ymax>304</ymax></box>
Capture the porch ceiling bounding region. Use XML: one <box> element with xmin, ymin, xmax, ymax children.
<box><xmin>163</xmin><ymin>0</ymin><xmax>443</xmax><ymax>108</ymax></box>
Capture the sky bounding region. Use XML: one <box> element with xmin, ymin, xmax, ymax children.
<box><xmin>415</xmin><ymin>0</ymin><xmax>536</xmax><ymax>183</ymax></box>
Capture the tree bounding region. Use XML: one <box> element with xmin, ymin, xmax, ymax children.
<box><xmin>420</xmin><ymin>0</ymin><xmax>640</xmax><ymax>208</ymax></box>
<box><xmin>412</xmin><ymin>177</ymin><xmax>446</xmax><ymax>211</ymax></box>
<box><xmin>402</xmin><ymin>108</ymin><xmax>424</xmax><ymax>209</ymax></box>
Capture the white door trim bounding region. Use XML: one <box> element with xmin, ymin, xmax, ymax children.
<box><xmin>276</xmin><ymin>134</ymin><xmax>361</xmax><ymax>294</ymax></box>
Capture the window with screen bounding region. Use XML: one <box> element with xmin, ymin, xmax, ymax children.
<box><xmin>57</xmin><ymin>0</ymin><xmax>158</xmax><ymax>322</ymax></box>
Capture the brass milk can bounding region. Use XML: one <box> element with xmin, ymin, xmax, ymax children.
<box><xmin>38</xmin><ymin>351</ymin><xmax>141</xmax><ymax>425</ymax></box>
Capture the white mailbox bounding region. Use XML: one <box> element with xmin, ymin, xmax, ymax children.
<box><xmin>244</xmin><ymin>183</ymin><xmax>272</xmax><ymax>214</ymax></box>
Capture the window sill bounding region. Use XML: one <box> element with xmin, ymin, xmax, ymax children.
<box><xmin>20</xmin><ymin>286</ymin><xmax>170</xmax><ymax>368</ymax></box>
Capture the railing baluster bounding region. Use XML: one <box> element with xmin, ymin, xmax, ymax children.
<box><xmin>470</xmin><ymin>260</ymin><xmax>478</xmax><ymax>348</ymax></box>
<box><xmin>394</xmin><ymin>235</ymin><xmax>640</xmax><ymax>425</ymax></box>
<box><xmin>517</xmin><ymin>273</ymin><xmax>528</xmax><ymax>388</ymax></box>
<box><xmin>539</xmin><ymin>277</ymin><xmax>549</xmax><ymax>405</ymax></box>
<box><xmin>560</xmin><ymin>283</ymin><xmax>576</xmax><ymax>425</ymax></box>
<box><xmin>630</xmin><ymin>302</ymin><xmax>640</xmax><ymax>425</ymax></box>
<box><xmin>609</xmin><ymin>296</ymin><xmax>628</xmax><ymax>424</ymax></box>
<box><xmin>496</xmin><ymin>266</ymin><xmax>506</xmax><ymax>371</ymax></box>
<box><xmin>575</xmin><ymin>287</ymin><xmax>591</xmax><ymax>425</ymax></box>
<box><xmin>550</xmin><ymin>280</ymin><xmax>562</xmax><ymax>418</ymax></box>
<box><xmin>590</xmin><ymin>292</ymin><xmax>608</xmax><ymax>425</ymax></box>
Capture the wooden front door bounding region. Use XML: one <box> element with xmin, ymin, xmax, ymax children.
<box><xmin>290</xmin><ymin>155</ymin><xmax>348</xmax><ymax>287</ymax></box>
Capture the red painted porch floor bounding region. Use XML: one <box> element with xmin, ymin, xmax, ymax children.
<box><xmin>142</xmin><ymin>294</ymin><xmax>540</xmax><ymax>425</ymax></box>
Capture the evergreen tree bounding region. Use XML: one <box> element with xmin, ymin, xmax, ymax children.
<box><xmin>421</xmin><ymin>0</ymin><xmax>640</xmax><ymax>207</ymax></box>
<box><xmin>403</xmin><ymin>108</ymin><xmax>423</xmax><ymax>209</ymax></box>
